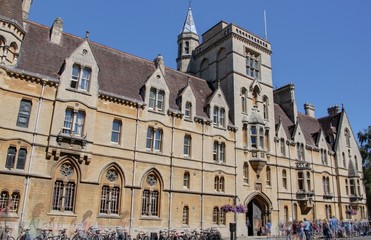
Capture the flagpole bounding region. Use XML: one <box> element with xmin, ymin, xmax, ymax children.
<box><xmin>264</xmin><ymin>10</ymin><xmax>268</xmax><ymax>40</ymax></box>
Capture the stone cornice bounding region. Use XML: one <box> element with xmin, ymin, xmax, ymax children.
<box><xmin>99</xmin><ymin>90</ymin><xmax>146</xmax><ymax>109</ymax></box>
<box><xmin>231</xmin><ymin>32</ymin><xmax>272</xmax><ymax>55</ymax></box>
<box><xmin>0</xmin><ymin>65</ymin><xmax>59</xmax><ymax>87</ymax></box>
<box><xmin>0</xmin><ymin>15</ymin><xmax>25</xmax><ymax>35</ymax></box>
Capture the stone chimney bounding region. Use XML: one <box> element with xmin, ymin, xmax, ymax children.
<box><xmin>22</xmin><ymin>0</ymin><xmax>33</xmax><ymax>20</ymax></box>
<box><xmin>154</xmin><ymin>54</ymin><xmax>165</xmax><ymax>75</ymax></box>
<box><xmin>50</xmin><ymin>17</ymin><xmax>63</xmax><ymax>45</ymax></box>
<box><xmin>304</xmin><ymin>103</ymin><xmax>315</xmax><ymax>118</ymax></box>
<box><xmin>273</xmin><ymin>83</ymin><xmax>298</xmax><ymax>123</ymax></box>
<box><xmin>327</xmin><ymin>105</ymin><xmax>340</xmax><ymax>116</ymax></box>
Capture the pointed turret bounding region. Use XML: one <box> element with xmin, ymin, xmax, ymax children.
<box><xmin>181</xmin><ymin>5</ymin><xmax>197</xmax><ymax>34</ymax></box>
<box><xmin>177</xmin><ymin>4</ymin><xmax>199</xmax><ymax>73</ymax></box>
<box><xmin>0</xmin><ymin>0</ymin><xmax>26</xmax><ymax>66</ymax></box>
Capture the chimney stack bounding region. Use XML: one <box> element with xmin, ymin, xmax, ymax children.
<box><xmin>50</xmin><ymin>17</ymin><xmax>63</xmax><ymax>45</ymax></box>
<box><xmin>327</xmin><ymin>105</ymin><xmax>340</xmax><ymax>116</ymax></box>
<box><xmin>304</xmin><ymin>103</ymin><xmax>315</xmax><ymax>118</ymax></box>
<box><xmin>154</xmin><ymin>54</ymin><xmax>165</xmax><ymax>75</ymax></box>
<box><xmin>22</xmin><ymin>0</ymin><xmax>33</xmax><ymax>20</ymax></box>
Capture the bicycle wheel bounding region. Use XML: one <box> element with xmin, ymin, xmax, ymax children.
<box><xmin>71</xmin><ymin>235</ymin><xmax>81</xmax><ymax>240</ymax></box>
<box><xmin>189</xmin><ymin>236</ymin><xmax>197</xmax><ymax>240</ymax></box>
<box><xmin>143</xmin><ymin>236</ymin><xmax>149</xmax><ymax>240</ymax></box>
<box><xmin>6</xmin><ymin>236</ymin><xmax>15</xmax><ymax>240</ymax></box>
<box><xmin>92</xmin><ymin>235</ymin><xmax>100</xmax><ymax>240</ymax></box>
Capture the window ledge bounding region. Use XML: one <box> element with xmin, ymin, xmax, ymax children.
<box><xmin>146</xmin><ymin>149</ymin><xmax>162</xmax><ymax>154</ymax></box>
<box><xmin>184</xmin><ymin>118</ymin><xmax>193</xmax><ymax>123</ymax></box>
<box><xmin>47</xmin><ymin>211</ymin><xmax>77</xmax><ymax>217</ymax></box>
<box><xmin>66</xmin><ymin>88</ymin><xmax>92</xmax><ymax>96</ymax></box>
<box><xmin>139</xmin><ymin>216</ymin><xmax>161</xmax><ymax>221</ymax></box>
<box><xmin>148</xmin><ymin>109</ymin><xmax>166</xmax><ymax>115</ymax></box>
<box><xmin>97</xmin><ymin>214</ymin><xmax>121</xmax><ymax>219</ymax></box>
<box><xmin>213</xmin><ymin>125</ymin><xmax>226</xmax><ymax>130</ymax></box>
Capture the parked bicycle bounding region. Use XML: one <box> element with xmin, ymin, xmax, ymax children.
<box><xmin>34</xmin><ymin>228</ymin><xmax>54</xmax><ymax>240</ymax></box>
<box><xmin>116</xmin><ymin>228</ymin><xmax>131</xmax><ymax>240</ymax></box>
<box><xmin>136</xmin><ymin>231</ymin><xmax>149</xmax><ymax>240</ymax></box>
<box><xmin>48</xmin><ymin>228</ymin><xmax>69</xmax><ymax>240</ymax></box>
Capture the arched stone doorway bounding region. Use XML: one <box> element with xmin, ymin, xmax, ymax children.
<box><xmin>244</xmin><ymin>192</ymin><xmax>272</xmax><ymax>236</ymax></box>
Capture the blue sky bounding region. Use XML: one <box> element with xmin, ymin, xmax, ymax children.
<box><xmin>29</xmin><ymin>0</ymin><xmax>371</xmax><ymax>137</ymax></box>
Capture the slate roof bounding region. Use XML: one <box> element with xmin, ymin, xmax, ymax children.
<box><xmin>274</xmin><ymin>103</ymin><xmax>339</xmax><ymax>150</ymax></box>
<box><xmin>298</xmin><ymin>113</ymin><xmax>321</xmax><ymax>146</ymax></box>
<box><xmin>0</xmin><ymin>0</ymin><xmax>23</xmax><ymax>29</ymax></box>
<box><xmin>17</xmin><ymin>21</ymin><xmax>212</xmax><ymax>119</ymax></box>
<box><xmin>274</xmin><ymin>104</ymin><xmax>294</xmax><ymax>138</ymax></box>
<box><xmin>318</xmin><ymin>113</ymin><xmax>341</xmax><ymax>137</ymax></box>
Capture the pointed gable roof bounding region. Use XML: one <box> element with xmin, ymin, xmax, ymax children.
<box><xmin>181</xmin><ymin>5</ymin><xmax>197</xmax><ymax>34</ymax></box>
<box><xmin>274</xmin><ymin>104</ymin><xmax>294</xmax><ymax>139</ymax></box>
<box><xmin>17</xmin><ymin>21</ymin><xmax>213</xmax><ymax>118</ymax></box>
<box><xmin>0</xmin><ymin>0</ymin><xmax>23</xmax><ymax>28</ymax></box>
<box><xmin>297</xmin><ymin>113</ymin><xmax>321</xmax><ymax>146</ymax></box>
<box><xmin>318</xmin><ymin>112</ymin><xmax>341</xmax><ymax>137</ymax></box>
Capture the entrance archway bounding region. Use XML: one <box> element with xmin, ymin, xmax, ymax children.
<box><xmin>244</xmin><ymin>192</ymin><xmax>272</xmax><ymax>236</ymax></box>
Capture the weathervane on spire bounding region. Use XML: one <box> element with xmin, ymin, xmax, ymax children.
<box><xmin>181</xmin><ymin>1</ymin><xmax>197</xmax><ymax>34</ymax></box>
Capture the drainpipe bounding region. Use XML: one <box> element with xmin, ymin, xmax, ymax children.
<box><xmin>287</xmin><ymin>141</ymin><xmax>293</xmax><ymax>220</ymax></box>
<box><xmin>330</xmin><ymin>152</ymin><xmax>337</xmax><ymax>218</ymax></box>
<box><xmin>129</xmin><ymin>105</ymin><xmax>140</xmax><ymax>235</ymax></box>
<box><xmin>20</xmin><ymin>81</ymin><xmax>45</xmax><ymax>224</ymax></box>
<box><xmin>233</xmin><ymin>129</ymin><xmax>237</xmax><ymax>239</ymax></box>
<box><xmin>201</xmin><ymin>123</ymin><xmax>205</xmax><ymax>229</ymax></box>
<box><xmin>168</xmin><ymin>115</ymin><xmax>175</xmax><ymax>231</ymax></box>
<box><xmin>310</xmin><ymin>148</ymin><xmax>316</xmax><ymax>221</ymax></box>
<box><xmin>274</xmin><ymin>138</ymin><xmax>280</xmax><ymax>226</ymax></box>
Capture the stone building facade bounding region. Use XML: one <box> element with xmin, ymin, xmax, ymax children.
<box><xmin>0</xmin><ymin>1</ymin><xmax>367</xmax><ymax>238</ymax></box>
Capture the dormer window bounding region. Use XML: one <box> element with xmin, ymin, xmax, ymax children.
<box><xmin>213</xmin><ymin>106</ymin><xmax>225</xmax><ymax>127</ymax></box>
<box><xmin>71</xmin><ymin>64</ymin><xmax>91</xmax><ymax>91</ymax></box>
<box><xmin>149</xmin><ymin>88</ymin><xmax>165</xmax><ymax>112</ymax></box>
<box><xmin>185</xmin><ymin>102</ymin><xmax>192</xmax><ymax>119</ymax></box>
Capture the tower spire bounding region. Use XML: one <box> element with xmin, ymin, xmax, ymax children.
<box><xmin>177</xmin><ymin>3</ymin><xmax>199</xmax><ymax>73</ymax></box>
<box><xmin>181</xmin><ymin>3</ymin><xmax>197</xmax><ymax>34</ymax></box>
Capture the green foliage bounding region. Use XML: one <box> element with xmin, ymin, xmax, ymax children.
<box><xmin>358</xmin><ymin>126</ymin><xmax>371</xmax><ymax>168</ymax></box>
<box><xmin>358</xmin><ymin>126</ymin><xmax>371</xmax><ymax>215</ymax></box>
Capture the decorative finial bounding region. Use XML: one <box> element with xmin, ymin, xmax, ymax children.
<box><xmin>189</xmin><ymin>0</ymin><xmax>192</xmax><ymax>8</ymax></box>
<box><xmin>217</xmin><ymin>80</ymin><xmax>221</xmax><ymax>88</ymax></box>
<box><xmin>187</xmin><ymin>77</ymin><xmax>191</xmax><ymax>86</ymax></box>
<box><xmin>341</xmin><ymin>103</ymin><xmax>345</xmax><ymax>112</ymax></box>
<box><xmin>85</xmin><ymin>30</ymin><xmax>90</xmax><ymax>39</ymax></box>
